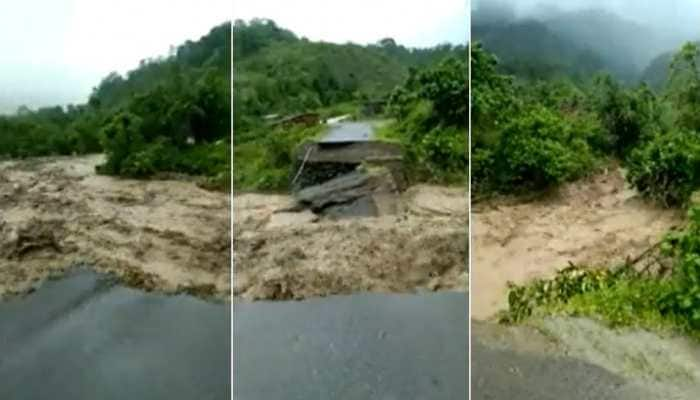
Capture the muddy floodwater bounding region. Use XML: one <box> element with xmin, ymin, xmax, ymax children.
<box><xmin>0</xmin><ymin>155</ymin><xmax>229</xmax><ymax>299</ymax></box>
<box><xmin>0</xmin><ymin>270</ymin><xmax>230</xmax><ymax>399</ymax></box>
<box><xmin>470</xmin><ymin>166</ymin><xmax>700</xmax><ymax>399</ymax></box>
<box><xmin>472</xmin><ymin>168</ymin><xmax>682</xmax><ymax>319</ymax></box>
<box><xmin>234</xmin><ymin>291</ymin><xmax>468</xmax><ymax>399</ymax></box>
<box><xmin>233</xmin><ymin>185</ymin><xmax>468</xmax><ymax>301</ymax></box>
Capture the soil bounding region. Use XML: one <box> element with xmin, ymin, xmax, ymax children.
<box><xmin>472</xmin><ymin>167</ymin><xmax>683</xmax><ymax>319</ymax></box>
<box><xmin>0</xmin><ymin>155</ymin><xmax>230</xmax><ymax>300</ymax></box>
<box><xmin>233</xmin><ymin>184</ymin><xmax>468</xmax><ymax>301</ymax></box>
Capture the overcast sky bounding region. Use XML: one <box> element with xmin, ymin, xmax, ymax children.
<box><xmin>234</xmin><ymin>0</ymin><xmax>469</xmax><ymax>48</ymax></box>
<box><xmin>473</xmin><ymin>0</ymin><xmax>700</xmax><ymax>38</ymax></box>
<box><xmin>0</xmin><ymin>0</ymin><xmax>229</xmax><ymax>114</ymax></box>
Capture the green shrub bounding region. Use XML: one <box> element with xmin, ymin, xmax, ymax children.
<box><xmin>591</xmin><ymin>75</ymin><xmax>661</xmax><ymax>156</ymax></box>
<box><xmin>97</xmin><ymin>112</ymin><xmax>145</xmax><ymax>175</ymax></box>
<box><xmin>384</xmin><ymin>57</ymin><xmax>468</xmax><ymax>184</ymax></box>
<box><xmin>233</xmin><ymin>124</ymin><xmax>323</xmax><ymax>191</ymax></box>
<box><xmin>414</xmin><ymin>126</ymin><xmax>467</xmax><ymax>182</ymax></box>
<box><xmin>470</xmin><ymin>147</ymin><xmax>496</xmax><ymax>191</ymax></box>
<box><xmin>493</xmin><ymin>106</ymin><xmax>595</xmax><ymax>190</ymax></box>
<box><xmin>660</xmin><ymin>207</ymin><xmax>700</xmax><ymax>328</ymax></box>
<box><xmin>626</xmin><ymin>130</ymin><xmax>700</xmax><ymax>206</ymax></box>
<box><xmin>501</xmin><ymin>265</ymin><xmax>653</xmax><ymax>324</ymax></box>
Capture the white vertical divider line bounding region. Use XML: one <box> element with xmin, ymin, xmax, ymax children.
<box><xmin>229</xmin><ymin>13</ymin><xmax>234</xmax><ymax>400</ymax></box>
<box><xmin>467</xmin><ymin>1</ymin><xmax>472</xmax><ymax>399</ymax></box>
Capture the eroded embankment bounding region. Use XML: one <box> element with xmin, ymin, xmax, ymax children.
<box><xmin>233</xmin><ymin>185</ymin><xmax>468</xmax><ymax>301</ymax></box>
<box><xmin>0</xmin><ymin>155</ymin><xmax>229</xmax><ymax>299</ymax></box>
<box><xmin>472</xmin><ymin>168</ymin><xmax>683</xmax><ymax>319</ymax></box>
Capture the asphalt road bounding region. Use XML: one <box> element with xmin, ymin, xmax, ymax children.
<box><xmin>320</xmin><ymin>122</ymin><xmax>375</xmax><ymax>143</ymax></box>
<box><xmin>234</xmin><ymin>291</ymin><xmax>469</xmax><ymax>400</ymax></box>
<box><xmin>472</xmin><ymin>338</ymin><xmax>627</xmax><ymax>400</ymax></box>
<box><xmin>0</xmin><ymin>270</ymin><xmax>230</xmax><ymax>400</ymax></box>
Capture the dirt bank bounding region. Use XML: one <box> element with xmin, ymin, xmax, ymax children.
<box><xmin>0</xmin><ymin>155</ymin><xmax>229</xmax><ymax>299</ymax></box>
<box><xmin>472</xmin><ymin>168</ymin><xmax>683</xmax><ymax>319</ymax></box>
<box><xmin>233</xmin><ymin>185</ymin><xmax>468</xmax><ymax>301</ymax></box>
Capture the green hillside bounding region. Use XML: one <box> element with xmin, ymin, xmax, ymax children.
<box><xmin>233</xmin><ymin>19</ymin><xmax>464</xmax><ymax>131</ymax></box>
<box><xmin>233</xmin><ymin>18</ymin><xmax>467</xmax><ymax>191</ymax></box>
<box><xmin>0</xmin><ymin>22</ymin><xmax>231</xmax><ymax>189</ymax></box>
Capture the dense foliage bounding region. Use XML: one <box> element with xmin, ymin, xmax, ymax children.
<box><xmin>477</xmin><ymin>15</ymin><xmax>700</xmax><ymax>336</ymax></box>
<box><xmin>1</xmin><ymin>23</ymin><xmax>231</xmax><ymax>190</ymax></box>
<box><xmin>383</xmin><ymin>56</ymin><xmax>468</xmax><ymax>183</ymax></box>
<box><xmin>233</xmin><ymin>19</ymin><xmax>467</xmax><ymax>190</ymax></box>
<box><xmin>473</xmin><ymin>39</ymin><xmax>700</xmax><ymax>204</ymax></box>
<box><xmin>233</xmin><ymin>19</ymin><xmax>465</xmax><ymax>133</ymax></box>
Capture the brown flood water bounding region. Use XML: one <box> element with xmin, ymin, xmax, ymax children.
<box><xmin>471</xmin><ymin>168</ymin><xmax>682</xmax><ymax>320</ymax></box>
<box><xmin>0</xmin><ymin>155</ymin><xmax>229</xmax><ymax>299</ymax></box>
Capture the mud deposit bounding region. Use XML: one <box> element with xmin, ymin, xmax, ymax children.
<box><xmin>233</xmin><ymin>185</ymin><xmax>468</xmax><ymax>301</ymax></box>
<box><xmin>472</xmin><ymin>168</ymin><xmax>682</xmax><ymax>319</ymax></box>
<box><xmin>0</xmin><ymin>155</ymin><xmax>229</xmax><ymax>299</ymax></box>
<box><xmin>0</xmin><ymin>270</ymin><xmax>230</xmax><ymax>399</ymax></box>
<box><xmin>234</xmin><ymin>291</ymin><xmax>468</xmax><ymax>399</ymax></box>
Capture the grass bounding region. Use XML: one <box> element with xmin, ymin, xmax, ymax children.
<box><xmin>500</xmin><ymin>263</ymin><xmax>700</xmax><ymax>341</ymax></box>
<box><xmin>233</xmin><ymin>124</ymin><xmax>326</xmax><ymax>191</ymax></box>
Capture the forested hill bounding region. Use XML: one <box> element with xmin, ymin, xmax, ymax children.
<box><xmin>641</xmin><ymin>41</ymin><xmax>700</xmax><ymax>90</ymax></box>
<box><xmin>1</xmin><ymin>21</ymin><xmax>231</xmax><ymax>188</ymax></box>
<box><xmin>472</xmin><ymin>6</ymin><xmax>681</xmax><ymax>83</ymax></box>
<box><xmin>90</xmin><ymin>22</ymin><xmax>230</xmax><ymax>111</ymax></box>
<box><xmin>233</xmin><ymin>18</ymin><xmax>465</xmax><ymax>129</ymax></box>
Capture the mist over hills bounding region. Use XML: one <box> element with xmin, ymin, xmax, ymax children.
<box><xmin>472</xmin><ymin>1</ymin><xmax>700</xmax><ymax>83</ymax></box>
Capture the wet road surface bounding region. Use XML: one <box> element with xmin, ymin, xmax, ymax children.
<box><xmin>472</xmin><ymin>339</ymin><xmax>627</xmax><ymax>400</ymax></box>
<box><xmin>320</xmin><ymin>122</ymin><xmax>374</xmax><ymax>143</ymax></box>
<box><xmin>233</xmin><ymin>291</ymin><xmax>469</xmax><ymax>400</ymax></box>
<box><xmin>0</xmin><ymin>270</ymin><xmax>230</xmax><ymax>400</ymax></box>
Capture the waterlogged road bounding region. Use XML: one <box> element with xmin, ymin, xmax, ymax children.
<box><xmin>234</xmin><ymin>292</ymin><xmax>469</xmax><ymax>400</ymax></box>
<box><xmin>0</xmin><ymin>271</ymin><xmax>230</xmax><ymax>400</ymax></box>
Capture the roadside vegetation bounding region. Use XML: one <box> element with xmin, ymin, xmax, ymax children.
<box><xmin>232</xmin><ymin>18</ymin><xmax>467</xmax><ymax>191</ymax></box>
<box><xmin>381</xmin><ymin>56</ymin><xmax>468</xmax><ymax>184</ymax></box>
<box><xmin>0</xmin><ymin>23</ymin><xmax>231</xmax><ymax>190</ymax></box>
<box><xmin>474</xmin><ymin>33</ymin><xmax>700</xmax><ymax>336</ymax></box>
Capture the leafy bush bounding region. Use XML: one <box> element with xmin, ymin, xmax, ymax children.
<box><xmin>233</xmin><ymin>124</ymin><xmax>324</xmax><ymax>191</ymax></box>
<box><xmin>501</xmin><ymin>265</ymin><xmax>652</xmax><ymax>324</ymax></box>
<box><xmin>492</xmin><ymin>106</ymin><xmax>595</xmax><ymax>189</ymax></box>
<box><xmin>591</xmin><ymin>75</ymin><xmax>661</xmax><ymax>156</ymax></box>
<box><xmin>660</xmin><ymin>207</ymin><xmax>700</xmax><ymax>328</ymax></box>
<box><xmin>97</xmin><ymin>112</ymin><xmax>146</xmax><ymax>176</ymax></box>
<box><xmin>384</xmin><ymin>57</ymin><xmax>468</xmax><ymax>184</ymax></box>
<box><xmin>626</xmin><ymin>130</ymin><xmax>700</xmax><ymax>206</ymax></box>
<box><xmin>667</xmin><ymin>42</ymin><xmax>700</xmax><ymax>132</ymax></box>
